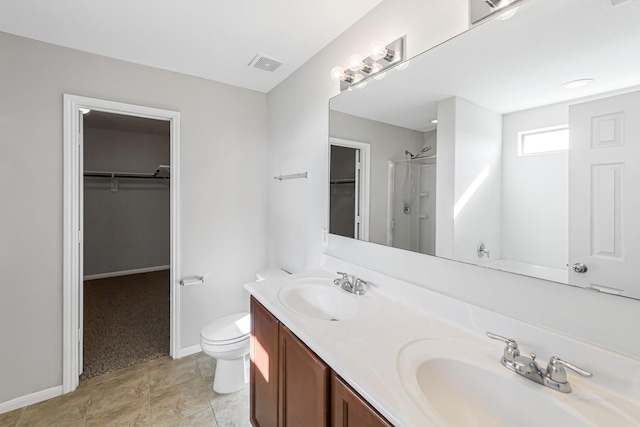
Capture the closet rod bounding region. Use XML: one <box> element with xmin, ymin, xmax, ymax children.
<box><xmin>83</xmin><ymin>171</ymin><xmax>169</xmax><ymax>180</ymax></box>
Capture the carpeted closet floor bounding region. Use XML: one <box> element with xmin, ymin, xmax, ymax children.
<box><xmin>81</xmin><ymin>269</ymin><xmax>170</xmax><ymax>380</ymax></box>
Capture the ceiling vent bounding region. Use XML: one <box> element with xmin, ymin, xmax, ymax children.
<box><xmin>249</xmin><ymin>54</ymin><xmax>283</xmax><ymax>72</ymax></box>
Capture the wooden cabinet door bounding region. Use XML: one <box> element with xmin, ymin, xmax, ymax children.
<box><xmin>332</xmin><ymin>374</ymin><xmax>392</xmax><ymax>427</ymax></box>
<box><xmin>279</xmin><ymin>324</ymin><xmax>330</xmax><ymax>427</ymax></box>
<box><xmin>250</xmin><ymin>297</ymin><xmax>280</xmax><ymax>427</ymax></box>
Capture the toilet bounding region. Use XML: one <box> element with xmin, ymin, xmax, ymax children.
<box><xmin>200</xmin><ymin>268</ymin><xmax>288</xmax><ymax>394</ymax></box>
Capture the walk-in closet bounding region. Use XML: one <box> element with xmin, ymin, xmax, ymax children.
<box><xmin>81</xmin><ymin>111</ymin><xmax>170</xmax><ymax>378</ymax></box>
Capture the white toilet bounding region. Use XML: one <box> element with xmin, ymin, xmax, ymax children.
<box><xmin>200</xmin><ymin>268</ymin><xmax>288</xmax><ymax>394</ymax></box>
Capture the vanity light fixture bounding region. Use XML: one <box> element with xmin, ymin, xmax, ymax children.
<box><xmin>471</xmin><ymin>0</ymin><xmax>525</xmax><ymax>24</ymax></box>
<box><xmin>562</xmin><ymin>78</ymin><xmax>594</xmax><ymax>89</ymax></box>
<box><xmin>331</xmin><ymin>36</ymin><xmax>405</xmax><ymax>91</ymax></box>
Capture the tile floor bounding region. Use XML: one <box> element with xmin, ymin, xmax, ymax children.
<box><xmin>0</xmin><ymin>353</ymin><xmax>250</xmax><ymax>427</ymax></box>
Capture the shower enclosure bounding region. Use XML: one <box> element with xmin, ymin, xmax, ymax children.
<box><xmin>387</xmin><ymin>151</ymin><xmax>436</xmax><ymax>255</ymax></box>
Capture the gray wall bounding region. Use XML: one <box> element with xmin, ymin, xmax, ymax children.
<box><xmin>330</xmin><ymin>110</ymin><xmax>424</xmax><ymax>245</ymax></box>
<box><xmin>83</xmin><ymin>126</ymin><xmax>170</xmax><ymax>276</ymax></box>
<box><xmin>0</xmin><ymin>31</ymin><xmax>268</xmax><ymax>404</ymax></box>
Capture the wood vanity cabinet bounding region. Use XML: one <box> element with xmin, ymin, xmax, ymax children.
<box><xmin>250</xmin><ymin>296</ymin><xmax>280</xmax><ymax>427</ymax></box>
<box><xmin>332</xmin><ymin>374</ymin><xmax>393</xmax><ymax>427</ymax></box>
<box><xmin>250</xmin><ymin>296</ymin><xmax>391</xmax><ymax>427</ymax></box>
<box><xmin>279</xmin><ymin>324</ymin><xmax>330</xmax><ymax>426</ymax></box>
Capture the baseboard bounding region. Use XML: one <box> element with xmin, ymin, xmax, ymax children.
<box><xmin>0</xmin><ymin>385</ymin><xmax>63</xmax><ymax>415</ymax></box>
<box><xmin>84</xmin><ymin>265</ymin><xmax>170</xmax><ymax>281</ymax></box>
<box><xmin>177</xmin><ymin>344</ymin><xmax>202</xmax><ymax>359</ymax></box>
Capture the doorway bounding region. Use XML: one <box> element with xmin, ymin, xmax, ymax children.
<box><xmin>329</xmin><ymin>138</ymin><xmax>370</xmax><ymax>240</ymax></box>
<box><xmin>81</xmin><ymin>111</ymin><xmax>170</xmax><ymax>378</ymax></box>
<box><xmin>63</xmin><ymin>95</ymin><xmax>181</xmax><ymax>393</ymax></box>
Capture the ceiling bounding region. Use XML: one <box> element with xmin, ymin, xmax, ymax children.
<box><xmin>330</xmin><ymin>0</ymin><xmax>640</xmax><ymax>131</ymax></box>
<box><xmin>0</xmin><ymin>0</ymin><xmax>384</xmax><ymax>93</ymax></box>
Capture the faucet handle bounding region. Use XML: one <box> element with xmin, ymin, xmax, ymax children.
<box><xmin>546</xmin><ymin>356</ymin><xmax>593</xmax><ymax>383</ymax></box>
<box><xmin>486</xmin><ymin>332</ymin><xmax>520</xmax><ymax>369</ymax></box>
<box><xmin>334</xmin><ymin>271</ymin><xmax>349</xmax><ymax>286</ymax></box>
<box><xmin>353</xmin><ymin>278</ymin><xmax>367</xmax><ymax>295</ymax></box>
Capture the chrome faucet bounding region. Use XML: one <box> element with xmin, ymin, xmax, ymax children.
<box><xmin>334</xmin><ymin>272</ymin><xmax>367</xmax><ymax>295</ymax></box>
<box><xmin>477</xmin><ymin>242</ymin><xmax>490</xmax><ymax>258</ymax></box>
<box><xmin>486</xmin><ymin>332</ymin><xmax>592</xmax><ymax>393</ymax></box>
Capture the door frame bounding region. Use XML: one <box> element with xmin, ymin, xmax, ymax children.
<box><xmin>329</xmin><ymin>137</ymin><xmax>370</xmax><ymax>241</ymax></box>
<box><xmin>62</xmin><ymin>94</ymin><xmax>181</xmax><ymax>393</ymax></box>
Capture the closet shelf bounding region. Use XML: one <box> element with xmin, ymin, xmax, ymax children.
<box><xmin>84</xmin><ymin>165</ymin><xmax>170</xmax><ymax>180</ymax></box>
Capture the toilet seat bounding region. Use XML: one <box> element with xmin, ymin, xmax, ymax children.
<box><xmin>200</xmin><ymin>312</ymin><xmax>250</xmax><ymax>345</ymax></box>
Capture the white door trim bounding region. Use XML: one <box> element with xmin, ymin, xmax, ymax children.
<box><xmin>329</xmin><ymin>137</ymin><xmax>371</xmax><ymax>241</ymax></box>
<box><xmin>62</xmin><ymin>94</ymin><xmax>181</xmax><ymax>393</ymax></box>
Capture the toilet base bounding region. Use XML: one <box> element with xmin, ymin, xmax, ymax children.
<box><xmin>213</xmin><ymin>354</ymin><xmax>250</xmax><ymax>394</ymax></box>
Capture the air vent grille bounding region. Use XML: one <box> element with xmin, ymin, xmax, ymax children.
<box><xmin>249</xmin><ymin>54</ymin><xmax>282</xmax><ymax>72</ymax></box>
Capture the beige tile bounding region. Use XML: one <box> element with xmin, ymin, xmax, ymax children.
<box><xmin>150</xmin><ymin>376</ymin><xmax>215</xmax><ymax>427</ymax></box>
<box><xmin>158</xmin><ymin>407</ymin><xmax>217</xmax><ymax>427</ymax></box>
<box><xmin>87</xmin><ymin>366</ymin><xmax>149</xmax><ymax>418</ymax></box>
<box><xmin>82</xmin><ymin>362</ymin><xmax>148</xmax><ymax>388</ymax></box>
<box><xmin>16</xmin><ymin>390</ymin><xmax>91</xmax><ymax>427</ymax></box>
<box><xmin>210</xmin><ymin>387</ymin><xmax>250</xmax><ymax>427</ymax></box>
<box><xmin>0</xmin><ymin>407</ymin><xmax>24</xmax><ymax>427</ymax></box>
<box><xmin>149</xmin><ymin>355</ymin><xmax>199</xmax><ymax>392</ymax></box>
<box><xmin>85</xmin><ymin>398</ymin><xmax>150</xmax><ymax>427</ymax></box>
<box><xmin>195</xmin><ymin>353</ymin><xmax>217</xmax><ymax>379</ymax></box>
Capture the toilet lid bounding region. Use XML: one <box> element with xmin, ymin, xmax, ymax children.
<box><xmin>201</xmin><ymin>312</ymin><xmax>250</xmax><ymax>344</ymax></box>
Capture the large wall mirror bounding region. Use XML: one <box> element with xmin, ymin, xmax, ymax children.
<box><xmin>329</xmin><ymin>0</ymin><xmax>640</xmax><ymax>299</ymax></box>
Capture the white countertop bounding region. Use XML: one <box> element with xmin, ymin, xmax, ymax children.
<box><xmin>245</xmin><ymin>266</ymin><xmax>640</xmax><ymax>426</ymax></box>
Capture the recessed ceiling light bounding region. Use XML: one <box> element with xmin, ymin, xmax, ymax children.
<box><xmin>562</xmin><ymin>78</ymin><xmax>594</xmax><ymax>89</ymax></box>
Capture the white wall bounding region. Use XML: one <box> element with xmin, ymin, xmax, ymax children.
<box><xmin>84</xmin><ymin>127</ymin><xmax>170</xmax><ymax>276</ymax></box>
<box><xmin>0</xmin><ymin>32</ymin><xmax>268</xmax><ymax>404</ymax></box>
<box><xmin>266</xmin><ymin>0</ymin><xmax>640</xmax><ymax>360</ymax></box>
<box><xmin>329</xmin><ymin>110</ymin><xmax>424</xmax><ymax>245</ymax></box>
<box><xmin>502</xmin><ymin>103</ymin><xmax>568</xmax><ymax>269</ymax></box>
<box><xmin>452</xmin><ymin>97</ymin><xmax>502</xmax><ymax>265</ymax></box>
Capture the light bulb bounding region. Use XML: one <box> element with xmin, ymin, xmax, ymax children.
<box><xmin>348</xmin><ymin>54</ymin><xmax>363</xmax><ymax>71</ymax></box>
<box><xmin>395</xmin><ymin>60</ymin><xmax>410</xmax><ymax>71</ymax></box>
<box><xmin>370</xmin><ymin>41</ymin><xmax>386</xmax><ymax>61</ymax></box>
<box><xmin>330</xmin><ymin>66</ymin><xmax>344</xmax><ymax>82</ymax></box>
<box><xmin>496</xmin><ymin>7</ymin><xmax>518</xmax><ymax>20</ymax></box>
<box><xmin>371</xmin><ymin>63</ymin><xmax>386</xmax><ymax>81</ymax></box>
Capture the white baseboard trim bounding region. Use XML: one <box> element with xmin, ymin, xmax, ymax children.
<box><xmin>0</xmin><ymin>385</ymin><xmax>63</xmax><ymax>415</ymax></box>
<box><xmin>84</xmin><ymin>265</ymin><xmax>170</xmax><ymax>281</ymax></box>
<box><xmin>178</xmin><ymin>344</ymin><xmax>202</xmax><ymax>359</ymax></box>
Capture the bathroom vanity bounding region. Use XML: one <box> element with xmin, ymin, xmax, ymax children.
<box><xmin>250</xmin><ymin>296</ymin><xmax>392</xmax><ymax>427</ymax></box>
<box><xmin>246</xmin><ymin>264</ymin><xmax>640</xmax><ymax>427</ymax></box>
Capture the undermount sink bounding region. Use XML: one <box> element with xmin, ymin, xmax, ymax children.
<box><xmin>278</xmin><ymin>277</ymin><xmax>359</xmax><ymax>321</ymax></box>
<box><xmin>397</xmin><ymin>339</ymin><xmax>638</xmax><ymax>427</ymax></box>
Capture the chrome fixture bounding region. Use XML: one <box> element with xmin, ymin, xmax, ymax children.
<box><xmin>331</xmin><ymin>37</ymin><xmax>405</xmax><ymax>92</ymax></box>
<box><xmin>487</xmin><ymin>332</ymin><xmax>593</xmax><ymax>393</ymax></box>
<box><xmin>273</xmin><ymin>171</ymin><xmax>309</xmax><ymax>181</ymax></box>
<box><xmin>470</xmin><ymin>0</ymin><xmax>525</xmax><ymax>25</ymax></box>
<box><xmin>477</xmin><ymin>242</ymin><xmax>490</xmax><ymax>258</ymax></box>
<box><xmin>334</xmin><ymin>272</ymin><xmax>367</xmax><ymax>295</ymax></box>
<box><xmin>405</xmin><ymin>146</ymin><xmax>432</xmax><ymax>161</ymax></box>
<box><xmin>572</xmin><ymin>263</ymin><xmax>588</xmax><ymax>273</ymax></box>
